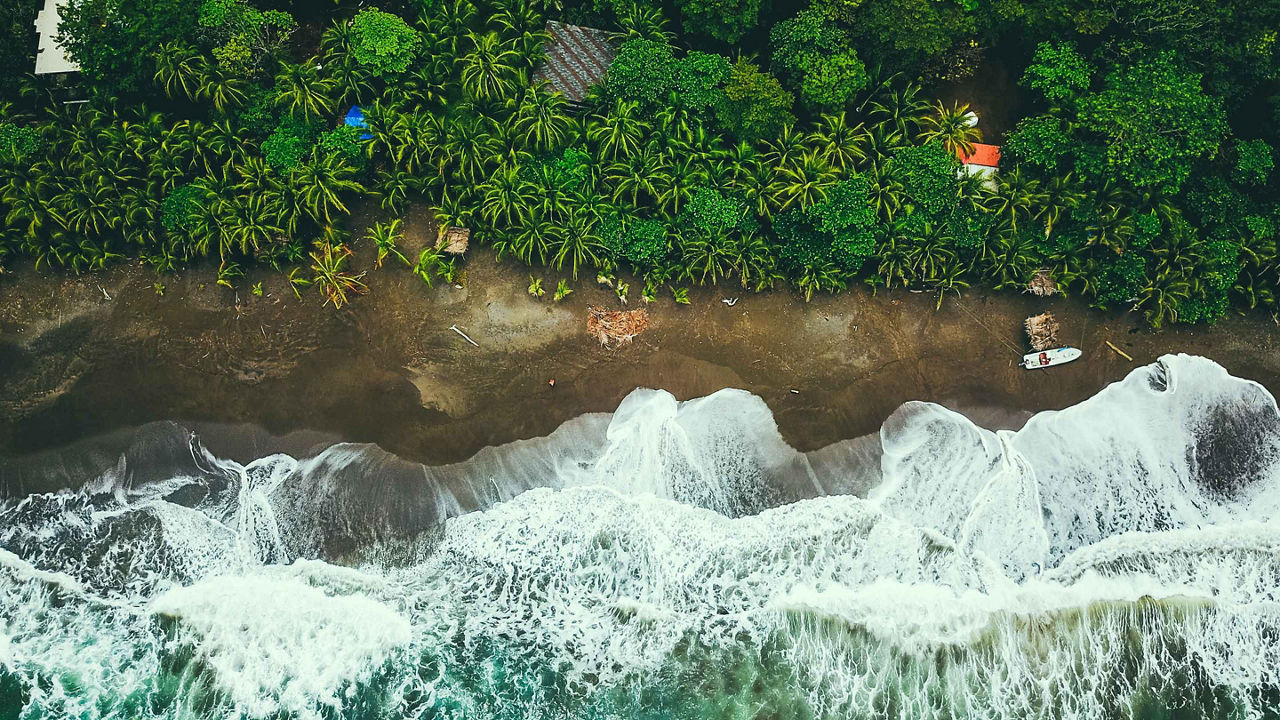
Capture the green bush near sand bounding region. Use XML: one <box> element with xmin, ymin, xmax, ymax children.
<box><xmin>0</xmin><ymin>0</ymin><xmax>1278</xmax><ymax>327</ymax></box>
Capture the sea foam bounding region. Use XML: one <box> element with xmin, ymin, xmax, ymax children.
<box><xmin>0</xmin><ymin>353</ymin><xmax>1278</xmax><ymax>719</ymax></box>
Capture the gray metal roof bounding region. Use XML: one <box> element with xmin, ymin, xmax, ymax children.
<box><xmin>532</xmin><ymin>21</ymin><xmax>615</xmax><ymax>104</ymax></box>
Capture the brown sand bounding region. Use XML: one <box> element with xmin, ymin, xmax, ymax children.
<box><xmin>2</xmin><ymin>227</ymin><xmax>1280</xmax><ymax>472</ymax></box>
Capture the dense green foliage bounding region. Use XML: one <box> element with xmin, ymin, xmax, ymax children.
<box><xmin>349</xmin><ymin>9</ymin><xmax>421</xmax><ymax>77</ymax></box>
<box><xmin>0</xmin><ymin>3</ymin><xmax>38</xmax><ymax>102</ymax></box>
<box><xmin>714</xmin><ymin>60</ymin><xmax>794</xmax><ymax>143</ymax></box>
<box><xmin>673</xmin><ymin>0</ymin><xmax>761</xmax><ymax>43</ymax></box>
<box><xmin>0</xmin><ymin>0</ymin><xmax>1277</xmax><ymax>328</ymax></box>
<box><xmin>770</xmin><ymin>9</ymin><xmax>868</xmax><ymax>110</ymax></box>
<box><xmin>199</xmin><ymin>0</ymin><xmax>297</xmax><ymax>75</ymax></box>
<box><xmin>60</xmin><ymin>0</ymin><xmax>202</xmax><ymax>93</ymax></box>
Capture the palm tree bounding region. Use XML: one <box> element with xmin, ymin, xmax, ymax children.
<box><xmin>655</xmin><ymin>155</ymin><xmax>703</xmax><ymax>217</ymax></box>
<box><xmin>762</xmin><ymin>123</ymin><xmax>808</xmax><ymax>169</ymax></box>
<box><xmin>376</xmin><ymin>168</ymin><xmax>418</xmax><ymax>213</ymax></box>
<box><xmin>736</xmin><ymin>160</ymin><xmax>779</xmax><ymax>220</ymax></box>
<box><xmin>986</xmin><ymin>165</ymin><xmax>1045</xmax><ymax>232</ymax></box>
<box><xmin>153</xmin><ymin>42</ymin><xmax>205</xmax><ymax>101</ymax></box>
<box><xmin>776</xmin><ymin>153</ymin><xmax>837</xmax><ymax>212</ymax></box>
<box><xmin>417</xmin><ymin>0</ymin><xmax>478</xmax><ymax>58</ymax></box>
<box><xmin>460</xmin><ymin>32</ymin><xmax>521</xmax><ymax>102</ymax></box>
<box><xmin>869</xmin><ymin>81</ymin><xmax>930</xmax><ymax>138</ymax></box>
<box><xmin>367</xmin><ymin>218</ymin><xmax>409</xmax><ymax>268</ymax></box>
<box><xmin>605</xmin><ymin>147</ymin><xmax>666</xmax><ymax>208</ymax></box>
<box><xmin>512</xmin><ymin>89</ymin><xmax>572</xmax><ymax>152</ymax></box>
<box><xmin>587</xmin><ymin>101</ymin><xmax>648</xmax><ymax>163</ymax></box>
<box><xmin>1037</xmin><ymin>173</ymin><xmax>1085</xmax><ymax>237</ymax></box>
<box><xmin>291</xmin><ymin>154</ymin><xmax>364</xmax><ymax>224</ymax></box>
<box><xmin>309</xmin><ymin>241</ymin><xmax>368</xmax><ymax>309</ymax></box>
<box><xmin>863</xmin><ymin>124</ymin><xmax>906</xmax><ymax>171</ymax></box>
<box><xmin>810</xmin><ymin>113</ymin><xmax>868</xmax><ymax>173</ymax></box>
<box><xmin>274</xmin><ymin>61</ymin><xmax>337</xmax><ymax>123</ymax></box>
<box><xmin>655</xmin><ymin>97</ymin><xmax>696</xmax><ymax>142</ymax></box>
<box><xmin>551</xmin><ymin>210</ymin><xmax>601</xmax><ymax>279</ymax></box>
<box><xmin>680</xmin><ymin>232</ymin><xmax>735</xmax><ymax>285</ymax></box>
<box><xmin>442</xmin><ymin>113</ymin><xmax>498</xmax><ymax>185</ymax></box>
<box><xmin>985</xmin><ymin>230</ymin><xmax>1040</xmax><ymax>290</ymax></box>
<box><xmin>199</xmin><ymin>66</ymin><xmax>249</xmax><ymax>115</ymax></box>
<box><xmin>320</xmin><ymin>19</ymin><xmax>355</xmax><ymax>62</ymax></box>
<box><xmin>224</xmin><ymin>194</ymin><xmax>283</xmax><ymax>255</ymax></box>
<box><xmin>502</xmin><ymin>210</ymin><xmax>554</xmax><ymax>265</ymax></box>
<box><xmin>918</xmin><ymin>101</ymin><xmax>982</xmax><ymax>157</ymax></box>
<box><xmin>611</xmin><ymin>2</ymin><xmax>674</xmax><ymax>43</ymax></box>
<box><xmin>53</xmin><ymin>176</ymin><xmax>118</xmax><ymax>238</ymax></box>
<box><xmin>491</xmin><ymin>2</ymin><xmax>543</xmax><ymax>36</ymax></box>
<box><xmin>480</xmin><ymin>165</ymin><xmax>535</xmax><ymax>226</ymax></box>
<box><xmin>489</xmin><ymin>118</ymin><xmax>534</xmax><ymax>171</ymax></box>
<box><xmin>2</xmin><ymin>166</ymin><xmax>52</xmax><ymax>240</ymax></box>
<box><xmin>1139</xmin><ymin>266</ymin><xmax>1191</xmax><ymax>328</ymax></box>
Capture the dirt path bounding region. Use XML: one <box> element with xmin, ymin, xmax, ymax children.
<box><xmin>3</xmin><ymin>230</ymin><xmax>1279</xmax><ymax>477</ymax></box>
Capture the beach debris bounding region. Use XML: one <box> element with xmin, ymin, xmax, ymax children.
<box><xmin>98</xmin><ymin>285</ymin><xmax>112</xmax><ymax>301</ymax></box>
<box><xmin>722</xmin><ymin>298</ymin><xmax>738</xmax><ymax>306</ymax></box>
<box><xmin>789</xmin><ymin>389</ymin><xmax>799</xmax><ymax>394</ymax></box>
<box><xmin>587</xmin><ymin>306</ymin><xmax>650</xmax><ymax>348</ymax></box>
<box><xmin>548</xmin><ymin>379</ymin><xmax>556</xmax><ymax>388</ymax></box>
<box><xmin>1026</xmin><ymin>269</ymin><xmax>1059</xmax><ymax>297</ymax></box>
<box><xmin>1024</xmin><ymin>312</ymin><xmax>1060</xmax><ymax>351</ymax></box>
<box><xmin>1105</xmin><ymin>340</ymin><xmax>1133</xmax><ymax>362</ymax></box>
<box><xmin>449</xmin><ymin>324</ymin><xmax>479</xmax><ymax>347</ymax></box>
<box><xmin>437</xmin><ymin>226</ymin><xmax>470</xmax><ymax>255</ymax></box>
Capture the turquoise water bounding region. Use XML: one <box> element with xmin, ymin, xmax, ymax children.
<box><xmin>3</xmin><ymin>355</ymin><xmax>1280</xmax><ymax>719</ymax></box>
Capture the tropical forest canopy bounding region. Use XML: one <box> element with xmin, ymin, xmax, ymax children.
<box><xmin>0</xmin><ymin>0</ymin><xmax>1278</xmax><ymax>323</ymax></box>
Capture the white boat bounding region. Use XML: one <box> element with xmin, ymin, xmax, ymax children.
<box><xmin>1022</xmin><ymin>347</ymin><xmax>1082</xmax><ymax>369</ymax></box>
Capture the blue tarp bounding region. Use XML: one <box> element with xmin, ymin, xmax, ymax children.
<box><xmin>344</xmin><ymin>106</ymin><xmax>374</xmax><ymax>140</ymax></box>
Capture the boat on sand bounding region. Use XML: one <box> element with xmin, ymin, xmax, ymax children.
<box><xmin>1022</xmin><ymin>347</ymin><xmax>1082</xmax><ymax>369</ymax></box>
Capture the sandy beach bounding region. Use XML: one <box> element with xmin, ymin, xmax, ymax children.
<box><xmin>4</xmin><ymin>213</ymin><xmax>1280</xmax><ymax>486</ymax></box>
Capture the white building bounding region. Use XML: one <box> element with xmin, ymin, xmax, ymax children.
<box><xmin>34</xmin><ymin>0</ymin><xmax>79</xmax><ymax>75</ymax></box>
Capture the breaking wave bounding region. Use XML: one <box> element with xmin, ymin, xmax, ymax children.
<box><xmin>2</xmin><ymin>353</ymin><xmax>1279</xmax><ymax>719</ymax></box>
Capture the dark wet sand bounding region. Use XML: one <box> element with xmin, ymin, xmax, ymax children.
<box><xmin>3</xmin><ymin>211</ymin><xmax>1280</xmax><ymax>488</ymax></box>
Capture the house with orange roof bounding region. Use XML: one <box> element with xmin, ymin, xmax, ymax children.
<box><xmin>957</xmin><ymin>143</ymin><xmax>1002</xmax><ymax>181</ymax></box>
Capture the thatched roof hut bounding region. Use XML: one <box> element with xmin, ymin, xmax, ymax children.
<box><xmin>1025</xmin><ymin>312</ymin><xmax>1060</xmax><ymax>352</ymax></box>
<box><xmin>1027</xmin><ymin>269</ymin><xmax>1058</xmax><ymax>297</ymax></box>
<box><xmin>438</xmin><ymin>227</ymin><xmax>470</xmax><ymax>255</ymax></box>
<box><xmin>587</xmin><ymin>307</ymin><xmax>650</xmax><ymax>348</ymax></box>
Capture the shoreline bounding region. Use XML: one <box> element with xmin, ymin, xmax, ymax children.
<box><xmin>3</xmin><ymin>238</ymin><xmax>1280</xmax><ymax>484</ymax></box>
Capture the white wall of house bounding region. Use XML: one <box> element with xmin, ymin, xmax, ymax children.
<box><xmin>34</xmin><ymin>0</ymin><xmax>79</xmax><ymax>75</ymax></box>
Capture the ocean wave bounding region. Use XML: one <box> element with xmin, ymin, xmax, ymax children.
<box><xmin>1</xmin><ymin>354</ymin><xmax>1278</xmax><ymax>719</ymax></box>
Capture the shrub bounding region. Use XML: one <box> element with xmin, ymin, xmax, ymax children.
<box><xmin>199</xmin><ymin>0</ymin><xmax>296</xmax><ymax>74</ymax></box>
<box><xmin>674</xmin><ymin>0</ymin><xmax>762</xmax><ymax>42</ymax></box>
<box><xmin>1005</xmin><ymin>115</ymin><xmax>1071</xmax><ymax>172</ymax></box>
<box><xmin>0</xmin><ymin>123</ymin><xmax>42</xmax><ymax>165</ymax></box>
<box><xmin>262</xmin><ymin>117</ymin><xmax>321</xmax><ymax>171</ymax></box>
<box><xmin>674</xmin><ymin>51</ymin><xmax>731</xmax><ymax>115</ymax></box>
<box><xmin>770</xmin><ymin>9</ymin><xmax>867</xmax><ymax>109</ymax></box>
<box><xmin>162</xmin><ymin>184</ymin><xmax>204</xmax><ymax>234</ymax></box>
<box><xmin>349</xmin><ymin>9</ymin><xmax>420</xmax><ymax>76</ymax></box>
<box><xmin>318</xmin><ymin>125</ymin><xmax>365</xmax><ymax>164</ymax></box>
<box><xmin>1023</xmin><ymin>41</ymin><xmax>1092</xmax><ymax>103</ymax></box>
<box><xmin>713</xmin><ymin>60</ymin><xmax>794</xmax><ymax>143</ymax></box>
<box><xmin>1234</xmin><ymin>139</ymin><xmax>1274</xmax><ymax>186</ymax></box>
<box><xmin>605</xmin><ymin>39</ymin><xmax>677</xmax><ymax>106</ymax></box>
<box><xmin>605</xmin><ymin>217</ymin><xmax>668</xmax><ymax>268</ymax></box>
